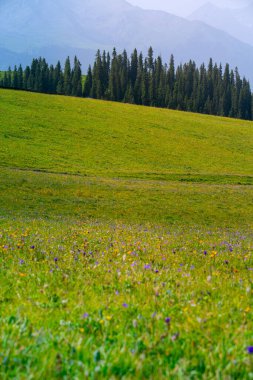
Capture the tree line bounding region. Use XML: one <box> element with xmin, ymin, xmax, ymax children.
<box><xmin>0</xmin><ymin>47</ymin><xmax>252</xmax><ymax>120</ymax></box>
<box><xmin>0</xmin><ymin>56</ymin><xmax>82</xmax><ymax>97</ymax></box>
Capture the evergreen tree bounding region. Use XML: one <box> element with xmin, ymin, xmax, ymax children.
<box><xmin>83</xmin><ymin>65</ymin><xmax>92</xmax><ymax>97</ymax></box>
<box><xmin>12</xmin><ymin>65</ymin><xmax>18</xmax><ymax>89</ymax></box>
<box><xmin>63</xmin><ymin>56</ymin><xmax>72</xmax><ymax>95</ymax></box>
<box><xmin>130</xmin><ymin>48</ymin><xmax>138</xmax><ymax>88</ymax></box>
<box><xmin>1</xmin><ymin>48</ymin><xmax>252</xmax><ymax>121</ymax></box>
<box><xmin>17</xmin><ymin>65</ymin><xmax>23</xmax><ymax>89</ymax></box>
<box><xmin>72</xmin><ymin>56</ymin><xmax>82</xmax><ymax>97</ymax></box>
<box><xmin>108</xmin><ymin>48</ymin><xmax>120</xmax><ymax>101</ymax></box>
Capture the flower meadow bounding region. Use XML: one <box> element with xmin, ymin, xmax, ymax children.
<box><xmin>0</xmin><ymin>220</ymin><xmax>253</xmax><ymax>379</ymax></box>
<box><xmin>1</xmin><ymin>89</ymin><xmax>253</xmax><ymax>378</ymax></box>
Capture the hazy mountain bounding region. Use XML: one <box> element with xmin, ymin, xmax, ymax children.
<box><xmin>1</xmin><ymin>0</ymin><xmax>253</xmax><ymax>83</ymax></box>
<box><xmin>0</xmin><ymin>47</ymin><xmax>33</xmax><ymax>69</ymax></box>
<box><xmin>189</xmin><ymin>2</ymin><xmax>253</xmax><ymax>46</ymax></box>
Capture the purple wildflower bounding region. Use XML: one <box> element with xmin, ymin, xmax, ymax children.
<box><xmin>247</xmin><ymin>346</ymin><xmax>253</xmax><ymax>354</ymax></box>
<box><xmin>54</xmin><ymin>257</ymin><xmax>58</xmax><ymax>262</ymax></box>
<box><xmin>19</xmin><ymin>259</ymin><xmax>25</xmax><ymax>265</ymax></box>
<box><xmin>165</xmin><ymin>317</ymin><xmax>171</xmax><ymax>324</ymax></box>
<box><xmin>122</xmin><ymin>303</ymin><xmax>129</xmax><ymax>308</ymax></box>
<box><xmin>144</xmin><ymin>264</ymin><xmax>151</xmax><ymax>270</ymax></box>
<box><xmin>82</xmin><ymin>313</ymin><xmax>89</xmax><ymax>319</ymax></box>
<box><xmin>204</xmin><ymin>251</ymin><xmax>207</xmax><ymax>255</ymax></box>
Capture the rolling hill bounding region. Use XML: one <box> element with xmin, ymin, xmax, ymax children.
<box><xmin>0</xmin><ymin>88</ymin><xmax>253</xmax><ymax>226</ymax></box>
<box><xmin>1</xmin><ymin>0</ymin><xmax>253</xmax><ymax>83</ymax></box>
<box><xmin>1</xmin><ymin>88</ymin><xmax>253</xmax><ymax>379</ymax></box>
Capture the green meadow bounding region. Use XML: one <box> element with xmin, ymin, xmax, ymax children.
<box><xmin>0</xmin><ymin>88</ymin><xmax>253</xmax><ymax>379</ymax></box>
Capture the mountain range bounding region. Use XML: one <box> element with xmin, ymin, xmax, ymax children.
<box><xmin>189</xmin><ymin>1</ymin><xmax>253</xmax><ymax>47</ymax></box>
<box><xmin>1</xmin><ymin>0</ymin><xmax>253</xmax><ymax>83</ymax></box>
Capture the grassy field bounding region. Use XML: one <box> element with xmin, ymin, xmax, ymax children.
<box><xmin>0</xmin><ymin>88</ymin><xmax>253</xmax><ymax>378</ymax></box>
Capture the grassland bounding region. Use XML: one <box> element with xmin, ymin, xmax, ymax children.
<box><xmin>0</xmin><ymin>88</ymin><xmax>253</xmax><ymax>379</ymax></box>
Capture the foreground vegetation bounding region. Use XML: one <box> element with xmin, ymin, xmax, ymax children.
<box><xmin>0</xmin><ymin>89</ymin><xmax>253</xmax><ymax>378</ymax></box>
<box><xmin>1</xmin><ymin>221</ymin><xmax>253</xmax><ymax>379</ymax></box>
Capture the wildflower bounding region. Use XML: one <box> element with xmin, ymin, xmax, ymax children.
<box><xmin>122</xmin><ymin>303</ymin><xmax>128</xmax><ymax>308</ymax></box>
<box><xmin>82</xmin><ymin>313</ymin><xmax>89</xmax><ymax>319</ymax></box>
<box><xmin>165</xmin><ymin>317</ymin><xmax>171</xmax><ymax>324</ymax></box>
<box><xmin>144</xmin><ymin>264</ymin><xmax>151</xmax><ymax>270</ymax></box>
<box><xmin>54</xmin><ymin>257</ymin><xmax>58</xmax><ymax>262</ymax></box>
<box><xmin>19</xmin><ymin>259</ymin><xmax>25</xmax><ymax>265</ymax></box>
<box><xmin>171</xmin><ymin>333</ymin><xmax>180</xmax><ymax>341</ymax></box>
<box><xmin>247</xmin><ymin>346</ymin><xmax>253</xmax><ymax>354</ymax></box>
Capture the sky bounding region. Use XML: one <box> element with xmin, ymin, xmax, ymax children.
<box><xmin>128</xmin><ymin>0</ymin><xmax>249</xmax><ymax>17</ymax></box>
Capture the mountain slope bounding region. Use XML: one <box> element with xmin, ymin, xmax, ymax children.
<box><xmin>0</xmin><ymin>88</ymin><xmax>253</xmax><ymax>226</ymax></box>
<box><xmin>189</xmin><ymin>2</ymin><xmax>253</xmax><ymax>47</ymax></box>
<box><xmin>1</xmin><ymin>0</ymin><xmax>253</xmax><ymax>82</ymax></box>
<box><xmin>1</xmin><ymin>88</ymin><xmax>252</xmax><ymax>178</ymax></box>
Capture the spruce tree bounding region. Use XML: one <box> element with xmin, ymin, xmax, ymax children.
<box><xmin>12</xmin><ymin>66</ymin><xmax>18</xmax><ymax>89</ymax></box>
<box><xmin>72</xmin><ymin>56</ymin><xmax>82</xmax><ymax>97</ymax></box>
<box><xmin>63</xmin><ymin>56</ymin><xmax>72</xmax><ymax>96</ymax></box>
<box><xmin>83</xmin><ymin>65</ymin><xmax>92</xmax><ymax>97</ymax></box>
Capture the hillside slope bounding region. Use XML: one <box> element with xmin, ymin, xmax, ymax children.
<box><xmin>0</xmin><ymin>89</ymin><xmax>253</xmax><ymax>226</ymax></box>
<box><xmin>0</xmin><ymin>89</ymin><xmax>253</xmax><ymax>178</ymax></box>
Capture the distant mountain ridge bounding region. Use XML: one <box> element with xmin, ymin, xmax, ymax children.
<box><xmin>1</xmin><ymin>0</ymin><xmax>253</xmax><ymax>83</ymax></box>
<box><xmin>189</xmin><ymin>2</ymin><xmax>253</xmax><ymax>47</ymax></box>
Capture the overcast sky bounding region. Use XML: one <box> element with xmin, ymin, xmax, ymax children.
<box><xmin>128</xmin><ymin>0</ymin><xmax>250</xmax><ymax>17</ymax></box>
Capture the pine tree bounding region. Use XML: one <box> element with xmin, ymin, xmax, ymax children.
<box><xmin>83</xmin><ymin>65</ymin><xmax>92</xmax><ymax>97</ymax></box>
<box><xmin>72</xmin><ymin>56</ymin><xmax>82</xmax><ymax>97</ymax></box>
<box><xmin>130</xmin><ymin>49</ymin><xmax>138</xmax><ymax>88</ymax></box>
<box><xmin>63</xmin><ymin>56</ymin><xmax>72</xmax><ymax>96</ymax></box>
<box><xmin>222</xmin><ymin>63</ymin><xmax>232</xmax><ymax>117</ymax></box>
<box><xmin>12</xmin><ymin>65</ymin><xmax>18</xmax><ymax>89</ymax></box>
<box><xmin>108</xmin><ymin>48</ymin><xmax>120</xmax><ymax>101</ymax></box>
<box><xmin>141</xmin><ymin>60</ymin><xmax>149</xmax><ymax>106</ymax></box>
<box><xmin>133</xmin><ymin>52</ymin><xmax>143</xmax><ymax>104</ymax></box>
<box><xmin>17</xmin><ymin>65</ymin><xmax>23</xmax><ymax>89</ymax></box>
